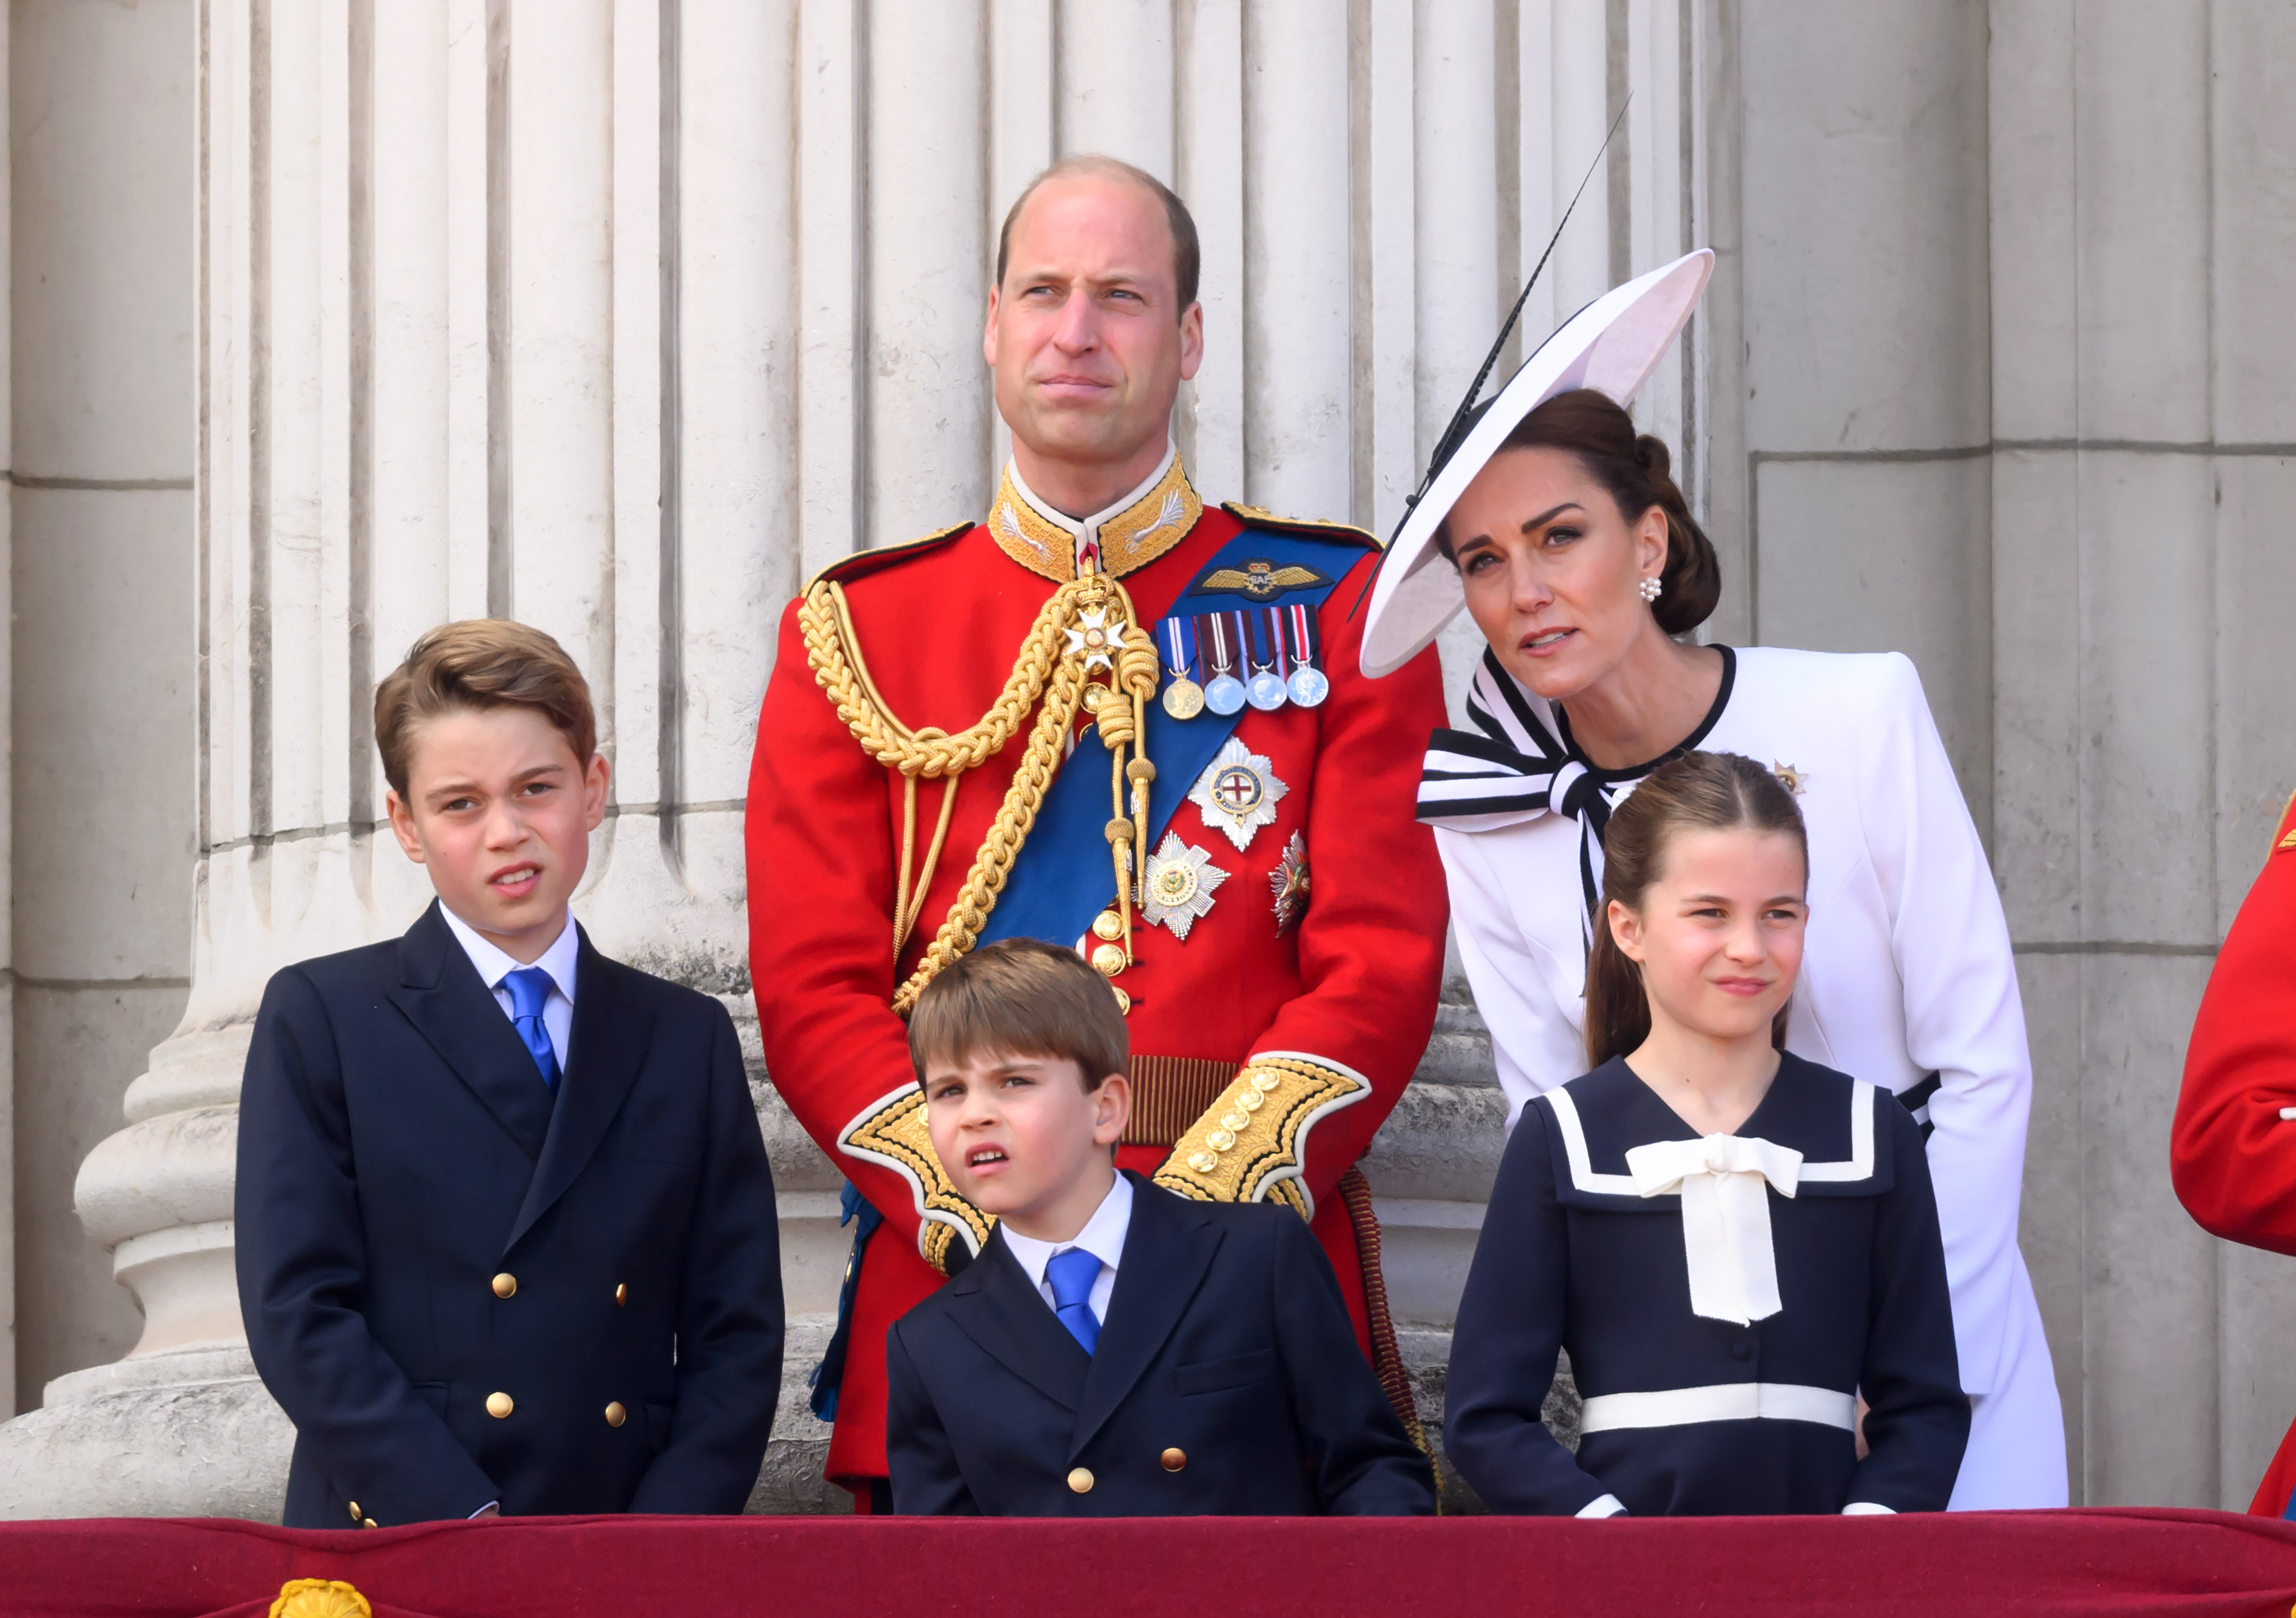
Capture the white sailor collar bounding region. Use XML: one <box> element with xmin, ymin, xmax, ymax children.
<box><xmin>1535</xmin><ymin>1052</ymin><xmax>1892</xmax><ymax>1210</ymax></box>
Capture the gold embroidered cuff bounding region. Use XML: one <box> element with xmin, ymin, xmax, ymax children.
<box><xmin>837</xmin><ymin>1086</ymin><xmax>993</xmax><ymax>1274</ymax></box>
<box><xmin>1149</xmin><ymin>1051</ymin><xmax>1372</xmax><ymax>1220</ymax></box>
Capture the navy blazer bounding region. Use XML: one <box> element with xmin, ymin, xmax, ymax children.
<box><xmin>884</xmin><ymin>1172</ymin><xmax>1434</xmax><ymax>1516</ymax></box>
<box><xmin>1446</xmin><ymin>1054</ymin><xmax>1968</xmax><ymax>1516</ymax></box>
<box><xmin>235</xmin><ymin>901</ymin><xmax>784</xmax><ymax>1527</ymax></box>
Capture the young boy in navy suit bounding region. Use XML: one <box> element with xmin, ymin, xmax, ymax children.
<box><xmin>236</xmin><ymin>620</ymin><xmax>784</xmax><ymax>1527</ymax></box>
<box><xmin>884</xmin><ymin>939</ymin><xmax>1434</xmax><ymax>1515</ymax></box>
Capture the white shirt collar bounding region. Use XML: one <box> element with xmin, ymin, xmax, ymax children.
<box><xmin>439</xmin><ymin>903</ymin><xmax>579</xmax><ymax>1004</ymax></box>
<box><xmin>1004</xmin><ymin>442</ymin><xmax>1177</xmax><ymax>569</ymax></box>
<box><xmin>1000</xmin><ymin>1170</ymin><xmax>1133</xmax><ymax>1291</ymax></box>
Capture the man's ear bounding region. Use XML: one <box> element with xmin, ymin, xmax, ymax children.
<box><xmin>983</xmin><ymin>283</ymin><xmax>1003</xmax><ymax>367</ymax></box>
<box><xmin>1177</xmin><ymin>300</ymin><xmax>1203</xmax><ymax>382</ymax></box>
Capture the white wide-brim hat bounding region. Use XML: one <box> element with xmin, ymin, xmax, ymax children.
<box><xmin>1359</xmin><ymin>247</ymin><xmax>1714</xmax><ymax>679</ymax></box>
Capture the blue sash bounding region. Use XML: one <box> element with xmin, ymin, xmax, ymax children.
<box><xmin>980</xmin><ymin>528</ymin><xmax>1362</xmax><ymax>950</ymax></box>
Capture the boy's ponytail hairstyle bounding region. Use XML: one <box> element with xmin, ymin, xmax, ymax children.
<box><xmin>1583</xmin><ymin>750</ymin><xmax>1809</xmax><ymax>1069</ymax></box>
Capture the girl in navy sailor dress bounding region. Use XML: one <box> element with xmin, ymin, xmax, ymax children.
<box><xmin>1444</xmin><ymin>751</ymin><xmax>1969</xmax><ymax>1517</ymax></box>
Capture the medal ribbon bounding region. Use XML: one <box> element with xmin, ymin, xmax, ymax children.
<box><xmin>1203</xmin><ymin>613</ymin><xmax>1234</xmax><ymax>676</ymax></box>
<box><xmin>1245</xmin><ymin>609</ymin><xmax>1279</xmax><ymax>674</ymax></box>
<box><xmin>1288</xmin><ymin>601</ymin><xmax>1321</xmax><ymax>671</ymax></box>
<box><xmin>1162</xmin><ymin>616</ymin><xmax>1196</xmax><ymax>680</ymax></box>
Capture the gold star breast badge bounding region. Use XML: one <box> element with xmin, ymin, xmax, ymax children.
<box><xmin>1142</xmin><ymin>833</ymin><xmax>1228</xmax><ymax>940</ymax></box>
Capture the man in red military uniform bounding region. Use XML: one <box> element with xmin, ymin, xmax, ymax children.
<box><xmin>745</xmin><ymin>155</ymin><xmax>1448</xmax><ymax>1506</ymax></box>
<box><xmin>2171</xmin><ymin>790</ymin><xmax>2296</xmax><ymax>1514</ymax></box>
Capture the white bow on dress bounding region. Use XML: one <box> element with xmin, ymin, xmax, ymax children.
<box><xmin>1624</xmin><ymin>1133</ymin><xmax>1804</xmax><ymax>1327</ymax></box>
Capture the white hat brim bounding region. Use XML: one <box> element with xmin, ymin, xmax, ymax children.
<box><xmin>1358</xmin><ymin>248</ymin><xmax>1715</xmax><ymax>678</ymax></box>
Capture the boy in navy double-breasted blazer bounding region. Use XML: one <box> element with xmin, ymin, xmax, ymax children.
<box><xmin>883</xmin><ymin>939</ymin><xmax>1434</xmax><ymax>1516</ymax></box>
<box><xmin>235</xmin><ymin>620</ymin><xmax>784</xmax><ymax>1528</ymax></box>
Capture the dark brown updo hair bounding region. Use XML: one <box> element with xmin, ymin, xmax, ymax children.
<box><xmin>1443</xmin><ymin>387</ymin><xmax>1721</xmax><ymax>636</ymax></box>
<box><xmin>1584</xmin><ymin>751</ymin><xmax>1808</xmax><ymax>1068</ymax></box>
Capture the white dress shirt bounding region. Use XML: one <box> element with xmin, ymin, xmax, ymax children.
<box><xmin>998</xmin><ymin>1171</ymin><xmax>1131</xmax><ymax>1327</ymax></box>
<box><xmin>440</xmin><ymin>905</ymin><xmax>578</xmax><ymax>1072</ymax></box>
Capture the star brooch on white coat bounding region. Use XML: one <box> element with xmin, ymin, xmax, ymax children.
<box><xmin>1065</xmin><ymin>607</ymin><xmax>1122</xmax><ymax>671</ymax></box>
<box><xmin>1142</xmin><ymin>832</ymin><xmax>1228</xmax><ymax>940</ymax></box>
<box><xmin>1189</xmin><ymin>736</ymin><xmax>1290</xmax><ymax>851</ymax></box>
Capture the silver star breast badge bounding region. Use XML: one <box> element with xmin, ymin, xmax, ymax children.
<box><xmin>1189</xmin><ymin>736</ymin><xmax>1290</xmax><ymax>851</ymax></box>
<box><xmin>1141</xmin><ymin>832</ymin><xmax>1228</xmax><ymax>940</ymax></box>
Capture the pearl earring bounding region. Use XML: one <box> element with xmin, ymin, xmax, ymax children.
<box><xmin>1637</xmin><ymin>575</ymin><xmax>1663</xmax><ymax>604</ymax></box>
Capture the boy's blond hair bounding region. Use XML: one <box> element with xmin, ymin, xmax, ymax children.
<box><xmin>907</xmin><ymin>938</ymin><xmax>1128</xmax><ymax>1091</ymax></box>
<box><xmin>373</xmin><ymin>620</ymin><xmax>596</xmax><ymax>798</ymax></box>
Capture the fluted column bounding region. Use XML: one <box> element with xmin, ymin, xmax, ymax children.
<box><xmin>0</xmin><ymin>0</ymin><xmax>1695</xmax><ymax>1518</ymax></box>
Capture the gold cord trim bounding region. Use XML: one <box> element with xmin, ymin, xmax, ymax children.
<box><xmin>802</xmin><ymin>565</ymin><xmax>1160</xmax><ymax>1014</ymax></box>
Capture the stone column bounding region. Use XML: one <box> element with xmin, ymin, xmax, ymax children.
<box><xmin>4</xmin><ymin>0</ymin><xmax>198</xmax><ymax>1451</ymax></box>
<box><xmin>0</xmin><ymin>0</ymin><xmax>1694</xmax><ymax>1517</ymax></box>
<box><xmin>1985</xmin><ymin>0</ymin><xmax>2296</xmax><ymax>1509</ymax></box>
<box><xmin>1704</xmin><ymin>0</ymin><xmax>2296</xmax><ymax>1507</ymax></box>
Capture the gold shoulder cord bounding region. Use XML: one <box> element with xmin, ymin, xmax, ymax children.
<box><xmin>799</xmin><ymin>563</ymin><xmax>1160</xmax><ymax>1014</ymax></box>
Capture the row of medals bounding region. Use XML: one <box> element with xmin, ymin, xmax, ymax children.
<box><xmin>1159</xmin><ymin>627</ymin><xmax>1329</xmax><ymax>720</ymax></box>
<box><xmin>1065</xmin><ymin>608</ymin><xmax>1319</xmax><ymax>1001</ymax></box>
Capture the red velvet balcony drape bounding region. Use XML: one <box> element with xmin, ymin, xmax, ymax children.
<box><xmin>2</xmin><ymin>1509</ymin><xmax>2290</xmax><ymax>1618</ymax></box>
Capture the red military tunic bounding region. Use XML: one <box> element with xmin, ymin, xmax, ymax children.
<box><xmin>2170</xmin><ymin>790</ymin><xmax>2296</xmax><ymax>1514</ymax></box>
<box><xmin>745</xmin><ymin>454</ymin><xmax>1450</xmax><ymax>1491</ymax></box>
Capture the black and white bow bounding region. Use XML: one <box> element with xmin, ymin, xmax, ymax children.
<box><xmin>1415</xmin><ymin>650</ymin><xmax>1631</xmax><ymax>927</ymax></box>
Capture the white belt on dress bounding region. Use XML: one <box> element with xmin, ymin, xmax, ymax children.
<box><xmin>1578</xmin><ymin>1382</ymin><xmax>1857</xmax><ymax>1434</ymax></box>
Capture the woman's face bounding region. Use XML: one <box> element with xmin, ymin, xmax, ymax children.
<box><xmin>1447</xmin><ymin>446</ymin><xmax>1669</xmax><ymax>701</ymax></box>
<box><xmin>1607</xmin><ymin>825</ymin><xmax>1808</xmax><ymax>1047</ymax></box>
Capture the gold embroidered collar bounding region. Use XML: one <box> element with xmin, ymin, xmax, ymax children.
<box><xmin>987</xmin><ymin>446</ymin><xmax>1204</xmax><ymax>581</ymax></box>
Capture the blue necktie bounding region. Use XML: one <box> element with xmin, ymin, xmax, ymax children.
<box><xmin>1044</xmin><ymin>1247</ymin><xmax>1102</xmax><ymax>1355</ymax></box>
<box><xmin>503</xmin><ymin>967</ymin><xmax>561</xmax><ymax>1091</ymax></box>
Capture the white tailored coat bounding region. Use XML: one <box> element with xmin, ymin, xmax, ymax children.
<box><xmin>1430</xmin><ymin>644</ymin><xmax>2067</xmax><ymax>1510</ymax></box>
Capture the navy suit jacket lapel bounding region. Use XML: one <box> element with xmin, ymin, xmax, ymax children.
<box><xmin>506</xmin><ymin>931</ymin><xmax>654</xmax><ymax>1252</ymax></box>
<box><xmin>945</xmin><ymin>1230</ymin><xmax>1091</xmax><ymax>1414</ymax></box>
<box><xmin>1070</xmin><ymin>1175</ymin><xmax>1222</xmax><ymax>1460</ymax></box>
<box><xmin>385</xmin><ymin>902</ymin><xmax>556</xmax><ymax>1162</ymax></box>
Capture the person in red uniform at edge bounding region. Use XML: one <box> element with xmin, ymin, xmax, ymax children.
<box><xmin>744</xmin><ymin>153</ymin><xmax>1449</xmax><ymax>1509</ymax></box>
<box><xmin>2172</xmin><ymin>789</ymin><xmax>2296</xmax><ymax>1514</ymax></box>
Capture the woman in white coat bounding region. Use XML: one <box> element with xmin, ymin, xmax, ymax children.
<box><xmin>1360</xmin><ymin>251</ymin><xmax>2065</xmax><ymax>1509</ymax></box>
